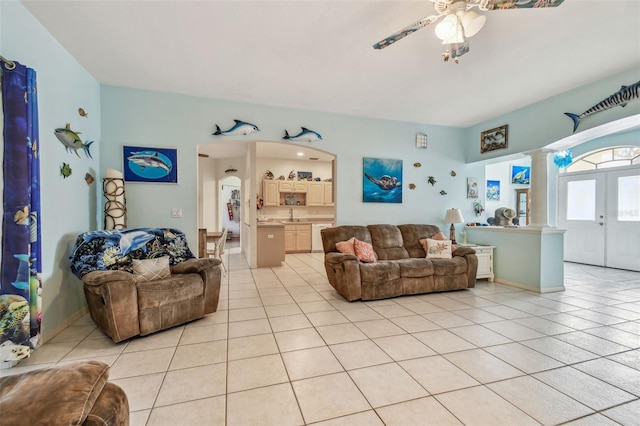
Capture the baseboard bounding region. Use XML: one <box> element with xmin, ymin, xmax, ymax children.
<box><xmin>495</xmin><ymin>278</ymin><xmax>565</xmax><ymax>293</ymax></box>
<box><xmin>41</xmin><ymin>306</ymin><xmax>89</xmax><ymax>344</ymax></box>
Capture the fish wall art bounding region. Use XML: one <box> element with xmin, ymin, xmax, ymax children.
<box><xmin>54</xmin><ymin>124</ymin><xmax>94</xmax><ymax>158</ymax></box>
<box><xmin>565</xmin><ymin>80</ymin><xmax>640</xmax><ymax>133</ymax></box>
<box><xmin>283</xmin><ymin>127</ymin><xmax>323</xmax><ymax>142</ymax></box>
<box><xmin>123</xmin><ymin>146</ymin><xmax>178</xmax><ymax>183</ymax></box>
<box><xmin>78</xmin><ymin>107</ymin><xmax>88</xmax><ymax>117</ymax></box>
<box><xmin>213</xmin><ymin>120</ymin><xmax>260</xmax><ymax>136</ymax></box>
<box><xmin>60</xmin><ymin>163</ymin><xmax>72</xmax><ymax>178</ymax></box>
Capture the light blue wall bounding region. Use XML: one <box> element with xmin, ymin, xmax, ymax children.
<box><xmin>1</xmin><ymin>0</ymin><xmax>101</xmax><ymax>339</ymax></box>
<box><xmin>101</xmin><ymin>86</ymin><xmax>485</xmax><ymax>246</ymax></box>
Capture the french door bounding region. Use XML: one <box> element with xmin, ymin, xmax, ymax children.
<box><xmin>558</xmin><ymin>166</ymin><xmax>640</xmax><ymax>271</ymax></box>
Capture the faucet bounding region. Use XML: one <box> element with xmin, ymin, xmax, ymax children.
<box><xmin>289</xmin><ymin>208</ymin><xmax>294</xmax><ymax>221</ymax></box>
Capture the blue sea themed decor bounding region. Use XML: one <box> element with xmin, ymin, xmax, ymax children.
<box><xmin>511</xmin><ymin>165</ymin><xmax>531</xmax><ymax>185</ymax></box>
<box><xmin>439</xmin><ymin>190</ymin><xmax>447</xmax><ymax>196</ymax></box>
<box><xmin>213</xmin><ymin>120</ymin><xmax>260</xmax><ymax>136</ymax></box>
<box><xmin>363</xmin><ymin>157</ymin><xmax>402</xmax><ymax>203</ymax></box>
<box><xmin>297</xmin><ymin>171</ymin><xmax>312</xmax><ymax>181</ymax></box>
<box><xmin>283</xmin><ymin>127</ymin><xmax>322</xmax><ymax>142</ymax></box>
<box><xmin>78</xmin><ymin>107</ymin><xmax>88</xmax><ymax>117</ymax></box>
<box><xmin>54</xmin><ymin>123</ymin><xmax>94</xmax><ymax>158</ymax></box>
<box><xmin>467</xmin><ymin>177</ymin><xmax>478</xmax><ymax>199</ymax></box>
<box><xmin>123</xmin><ymin>146</ymin><xmax>178</xmax><ymax>183</ymax></box>
<box><xmin>553</xmin><ymin>149</ymin><xmax>573</xmax><ymax>168</ymax></box>
<box><xmin>427</xmin><ymin>176</ymin><xmax>436</xmax><ymax>186</ymax></box>
<box><xmin>486</xmin><ymin>180</ymin><xmax>500</xmax><ymax>201</ymax></box>
<box><xmin>565</xmin><ymin>80</ymin><xmax>639</xmax><ymax>133</ymax></box>
<box><xmin>60</xmin><ymin>162</ymin><xmax>72</xmax><ymax>178</ymax></box>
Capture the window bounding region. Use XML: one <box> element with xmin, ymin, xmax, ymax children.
<box><xmin>565</xmin><ymin>146</ymin><xmax>640</xmax><ymax>173</ymax></box>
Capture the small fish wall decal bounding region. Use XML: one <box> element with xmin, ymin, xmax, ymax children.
<box><xmin>60</xmin><ymin>162</ymin><xmax>72</xmax><ymax>178</ymax></box>
<box><xmin>288</xmin><ymin>170</ymin><xmax>296</xmax><ymax>180</ymax></box>
<box><xmin>413</xmin><ymin>162</ymin><xmax>422</xmax><ymax>168</ymax></box>
<box><xmin>427</xmin><ymin>176</ymin><xmax>436</xmax><ymax>186</ymax></box>
<box><xmin>283</xmin><ymin>127</ymin><xmax>323</xmax><ymax>142</ymax></box>
<box><xmin>264</xmin><ymin>170</ymin><xmax>274</xmax><ymax>179</ymax></box>
<box><xmin>409</xmin><ymin>183</ymin><xmax>416</xmax><ymax>190</ymax></box>
<box><xmin>78</xmin><ymin>107</ymin><xmax>88</xmax><ymax>117</ymax></box>
<box><xmin>440</xmin><ymin>190</ymin><xmax>447</xmax><ymax>195</ymax></box>
<box><xmin>54</xmin><ymin>123</ymin><xmax>94</xmax><ymax>158</ymax></box>
<box><xmin>85</xmin><ymin>173</ymin><xmax>95</xmax><ymax>185</ymax></box>
<box><xmin>14</xmin><ymin>206</ymin><xmax>29</xmax><ymax>225</ymax></box>
<box><xmin>213</xmin><ymin>120</ymin><xmax>260</xmax><ymax>136</ymax></box>
<box><xmin>565</xmin><ymin>80</ymin><xmax>640</xmax><ymax>133</ymax></box>
<box><xmin>450</xmin><ymin>170</ymin><xmax>457</xmax><ymax>177</ymax></box>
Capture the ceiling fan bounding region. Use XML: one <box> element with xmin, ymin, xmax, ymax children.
<box><xmin>373</xmin><ymin>0</ymin><xmax>565</xmax><ymax>63</ymax></box>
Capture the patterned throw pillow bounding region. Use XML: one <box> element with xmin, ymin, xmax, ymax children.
<box><xmin>354</xmin><ymin>238</ymin><xmax>377</xmax><ymax>263</ymax></box>
<box><xmin>335</xmin><ymin>237</ymin><xmax>356</xmax><ymax>255</ymax></box>
<box><xmin>425</xmin><ymin>238</ymin><xmax>453</xmax><ymax>259</ymax></box>
<box><xmin>420</xmin><ymin>235</ymin><xmax>456</xmax><ymax>254</ymax></box>
<box><xmin>132</xmin><ymin>256</ymin><xmax>171</xmax><ymax>282</ymax></box>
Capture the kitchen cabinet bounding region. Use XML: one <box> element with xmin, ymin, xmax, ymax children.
<box><xmin>284</xmin><ymin>223</ymin><xmax>311</xmax><ymax>253</ymax></box>
<box><xmin>257</xmin><ymin>224</ymin><xmax>285</xmax><ymax>267</ymax></box>
<box><xmin>307</xmin><ymin>182</ymin><xmax>333</xmax><ymax>207</ymax></box>
<box><xmin>279</xmin><ymin>181</ymin><xmax>307</xmax><ymax>193</ymax></box>
<box><xmin>262</xmin><ymin>180</ymin><xmax>279</xmax><ymax>207</ymax></box>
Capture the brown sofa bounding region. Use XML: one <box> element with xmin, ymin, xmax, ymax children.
<box><xmin>321</xmin><ymin>224</ymin><xmax>478</xmax><ymax>301</ymax></box>
<box><xmin>70</xmin><ymin>228</ymin><xmax>222</xmax><ymax>343</ymax></box>
<box><xmin>0</xmin><ymin>361</ymin><xmax>129</xmax><ymax>425</ymax></box>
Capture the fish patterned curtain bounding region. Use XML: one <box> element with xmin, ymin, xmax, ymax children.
<box><xmin>0</xmin><ymin>60</ymin><xmax>42</xmax><ymax>367</ymax></box>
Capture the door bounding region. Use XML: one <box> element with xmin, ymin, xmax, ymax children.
<box><xmin>558</xmin><ymin>166</ymin><xmax>640</xmax><ymax>271</ymax></box>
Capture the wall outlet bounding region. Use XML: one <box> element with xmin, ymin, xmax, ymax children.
<box><xmin>171</xmin><ymin>208</ymin><xmax>183</xmax><ymax>218</ymax></box>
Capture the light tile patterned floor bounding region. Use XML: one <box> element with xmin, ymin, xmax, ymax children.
<box><xmin>5</xmin><ymin>248</ymin><xmax>640</xmax><ymax>425</ymax></box>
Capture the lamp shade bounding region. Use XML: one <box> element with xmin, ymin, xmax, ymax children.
<box><xmin>435</xmin><ymin>14</ymin><xmax>458</xmax><ymax>41</ymax></box>
<box><xmin>461</xmin><ymin>10</ymin><xmax>486</xmax><ymax>37</ymax></box>
<box><xmin>444</xmin><ymin>208</ymin><xmax>465</xmax><ymax>224</ymax></box>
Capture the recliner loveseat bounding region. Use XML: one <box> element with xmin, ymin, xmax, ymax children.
<box><xmin>70</xmin><ymin>227</ymin><xmax>221</xmax><ymax>343</ymax></box>
<box><xmin>321</xmin><ymin>224</ymin><xmax>477</xmax><ymax>301</ymax></box>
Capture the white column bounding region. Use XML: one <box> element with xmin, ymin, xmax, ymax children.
<box><xmin>525</xmin><ymin>149</ymin><xmax>554</xmax><ymax>228</ymax></box>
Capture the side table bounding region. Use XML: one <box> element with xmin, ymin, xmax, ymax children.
<box><xmin>458</xmin><ymin>244</ymin><xmax>494</xmax><ymax>282</ymax></box>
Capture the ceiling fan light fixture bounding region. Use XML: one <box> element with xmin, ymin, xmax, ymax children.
<box><xmin>434</xmin><ymin>14</ymin><xmax>458</xmax><ymax>41</ymax></box>
<box><xmin>461</xmin><ymin>10</ymin><xmax>486</xmax><ymax>38</ymax></box>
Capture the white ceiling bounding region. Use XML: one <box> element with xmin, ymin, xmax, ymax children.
<box><xmin>23</xmin><ymin>0</ymin><xmax>640</xmax><ymax>129</ymax></box>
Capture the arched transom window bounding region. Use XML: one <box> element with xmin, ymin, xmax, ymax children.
<box><xmin>565</xmin><ymin>146</ymin><xmax>640</xmax><ymax>173</ymax></box>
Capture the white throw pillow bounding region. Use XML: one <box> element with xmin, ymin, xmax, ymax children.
<box><xmin>425</xmin><ymin>238</ymin><xmax>453</xmax><ymax>259</ymax></box>
<box><xmin>132</xmin><ymin>256</ymin><xmax>171</xmax><ymax>282</ymax></box>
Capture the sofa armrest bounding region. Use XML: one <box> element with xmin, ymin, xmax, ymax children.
<box><xmin>172</xmin><ymin>258</ymin><xmax>222</xmax><ymax>314</ymax></box>
<box><xmin>323</xmin><ymin>252</ymin><xmax>362</xmax><ymax>301</ymax></box>
<box><xmin>171</xmin><ymin>257</ymin><xmax>221</xmax><ymax>275</ymax></box>
<box><xmin>452</xmin><ymin>249</ymin><xmax>478</xmax><ymax>288</ymax></box>
<box><xmin>81</xmin><ymin>271</ymin><xmax>140</xmax><ymax>343</ymax></box>
<box><xmin>453</xmin><ymin>246</ymin><xmax>476</xmax><ymax>257</ymax></box>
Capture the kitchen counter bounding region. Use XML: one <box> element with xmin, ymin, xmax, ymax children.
<box><xmin>256</xmin><ymin>222</ymin><xmax>285</xmax><ymax>228</ymax></box>
<box><xmin>257</xmin><ymin>224</ymin><xmax>285</xmax><ymax>267</ymax></box>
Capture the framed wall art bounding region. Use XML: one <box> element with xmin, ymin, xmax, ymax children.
<box><xmin>487</xmin><ymin>180</ymin><xmax>500</xmax><ymax>201</ymax></box>
<box><xmin>480</xmin><ymin>124</ymin><xmax>508</xmax><ymax>153</ymax></box>
<box><xmin>511</xmin><ymin>165</ymin><xmax>530</xmax><ymax>185</ymax></box>
<box><xmin>467</xmin><ymin>177</ymin><xmax>479</xmax><ymax>199</ymax></box>
<box><xmin>363</xmin><ymin>157</ymin><xmax>402</xmax><ymax>203</ymax></box>
<box><xmin>123</xmin><ymin>145</ymin><xmax>178</xmax><ymax>183</ymax></box>
<box><xmin>297</xmin><ymin>171</ymin><xmax>312</xmax><ymax>181</ymax></box>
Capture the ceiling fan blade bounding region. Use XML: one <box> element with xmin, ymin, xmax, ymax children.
<box><xmin>485</xmin><ymin>0</ymin><xmax>564</xmax><ymax>10</ymax></box>
<box><xmin>373</xmin><ymin>15</ymin><xmax>441</xmax><ymax>50</ymax></box>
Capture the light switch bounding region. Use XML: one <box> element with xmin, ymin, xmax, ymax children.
<box><xmin>171</xmin><ymin>208</ymin><xmax>183</xmax><ymax>218</ymax></box>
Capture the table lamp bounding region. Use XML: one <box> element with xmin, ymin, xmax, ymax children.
<box><xmin>444</xmin><ymin>208</ymin><xmax>464</xmax><ymax>244</ymax></box>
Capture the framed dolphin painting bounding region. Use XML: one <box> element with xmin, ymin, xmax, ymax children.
<box><xmin>123</xmin><ymin>145</ymin><xmax>178</xmax><ymax>183</ymax></box>
<box><xmin>363</xmin><ymin>157</ymin><xmax>402</xmax><ymax>203</ymax></box>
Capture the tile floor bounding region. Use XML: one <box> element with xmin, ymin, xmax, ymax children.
<box><xmin>5</xmin><ymin>248</ymin><xmax>640</xmax><ymax>425</ymax></box>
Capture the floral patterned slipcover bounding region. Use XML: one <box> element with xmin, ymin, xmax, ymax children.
<box><xmin>69</xmin><ymin>228</ymin><xmax>195</xmax><ymax>279</ymax></box>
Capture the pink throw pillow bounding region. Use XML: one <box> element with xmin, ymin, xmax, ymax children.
<box><xmin>335</xmin><ymin>237</ymin><xmax>356</xmax><ymax>255</ymax></box>
<box><xmin>431</xmin><ymin>231</ymin><xmax>447</xmax><ymax>240</ymax></box>
<box><xmin>354</xmin><ymin>238</ymin><xmax>377</xmax><ymax>263</ymax></box>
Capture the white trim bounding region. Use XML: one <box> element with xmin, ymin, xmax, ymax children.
<box><xmin>495</xmin><ymin>278</ymin><xmax>565</xmax><ymax>293</ymax></box>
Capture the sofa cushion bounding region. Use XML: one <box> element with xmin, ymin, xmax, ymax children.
<box><xmin>359</xmin><ymin>260</ymin><xmax>400</xmax><ymax>282</ymax></box>
<box><xmin>431</xmin><ymin>257</ymin><xmax>467</xmax><ymax>275</ymax></box>
<box><xmin>0</xmin><ymin>361</ymin><xmax>109</xmax><ymax>425</ymax></box>
<box><xmin>398</xmin><ymin>224</ymin><xmax>444</xmax><ymax>258</ymax></box>
<box><xmin>136</xmin><ymin>273</ymin><xmax>204</xmax><ymax>310</ymax></box>
<box><xmin>354</xmin><ymin>239</ymin><xmax>377</xmax><ymax>263</ymax></box>
<box><xmin>368</xmin><ymin>225</ymin><xmax>409</xmax><ymax>260</ymax></box>
<box><xmin>425</xmin><ymin>239</ymin><xmax>452</xmax><ymax>259</ymax></box>
<box><xmin>396</xmin><ymin>258</ymin><xmax>434</xmax><ymax>278</ymax></box>
<box><xmin>335</xmin><ymin>237</ymin><xmax>356</xmax><ymax>255</ymax></box>
<box><xmin>132</xmin><ymin>256</ymin><xmax>171</xmax><ymax>282</ymax></box>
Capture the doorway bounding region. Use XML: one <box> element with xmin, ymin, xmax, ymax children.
<box><xmin>558</xmin><ymin>166</ymin><xmax>640</xmax><ymax>271</ymax></box>
<box><xmin>220</xmin><ymin>176</ymin><xmax>241</xmax><ymax>246</ymax></box>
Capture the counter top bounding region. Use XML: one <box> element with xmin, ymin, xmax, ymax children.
<box><xmin>258</xmin><ymin>217</ymin><xmax>334</xmax><ymax>225</ymax></box>
<box><xmin>256</xmin><ymin>222</ymin><xmax>285</xmax><ymax>228</ymax></box>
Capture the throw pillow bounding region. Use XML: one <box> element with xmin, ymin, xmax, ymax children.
<box><xmin>335</xmin><ymin>237</ymin><xmax>356</xmax><ymax>255</ymax></box>
<box><xmin>431</xmin><ymin>231</ymin><xmax>448</xmax><ymax>241</ymax></box>
<box><xmin>354</xmin><ymin>238</ymin><xmax>377</xmax><ymax>263</ymax></box>
<box><xmin>132</xmin><ymin>256</ymin><xmax>171</xmax><ymax>282</ymax></box>
<box><xmin>425</xmin><ymin>238</ymin><xmax>453</xmax><ymax>259</ymax></box>
<box><xmin>420</xmin><ymin>237</ymin><xmax>456</xmax><ymax>253</ymax></box>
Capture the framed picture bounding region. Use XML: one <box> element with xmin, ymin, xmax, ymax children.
<box><xmin>480</xmin><ymin>124</ymin><xmax>508</xmax><ymax>153</ymax></box>
<box><xmin>123</xmin><ymin>146</ymin><xmax>178</xmax><ymax>183</ymax></box>
<box><xmin>487</xmin><ymin>180</ymin><xmax>500</xmax><ymax>201</ymax></box>
<box><xmin>511</xmin><ymin>165</ymin><xmax>530</xmax><ymax>185</ymax></box>
<box><xmin>467</xmin><ymin>177</ymin><xmax>479</xmax><ymax>199</ymax></box>
<box><xmin>363</xmin><ymin>157</ymin><xmax>402</xmax><ymax>203</ymax></box>
<box><xmin>297</xmin><ymin>171</ymin><xmax>312</xmax><ymax>181</ymax></box>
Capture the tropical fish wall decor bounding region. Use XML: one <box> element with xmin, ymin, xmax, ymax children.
<box><xmin>565</xmin><ymin>80</ymin><xmax>640</xmax><ymax>133</ymax></box>
<box><xmin>264</xmin><ymin>170</ymin><xmax>274</xmax><ymax>180</ymax></box>
<box><xmin>450</xmin><ymin>170</ymin><xmax>457</xmax><ymax>177</ymax></box>
<box><xmin>85</xmin><ymin>173</ymin><xmax>95</xmax><ymax>185</ymax></box>
<box><xmin>213</xmin><ymin>120</ymin><xmax>260</xmax><ymax>136</ymax></box>
<box><xmin>54</xmin><ymin>124</ymin><xmax>94</xmax><ymax>158</ymax></box>
<box><xmin>413</xmin><ymin>162</ymin><xmax>422</xmax><ymax>168</ymax></box>
<box><xmin>283</xmin><ymin>127</ymin><xmax>323</xmax><ymax>142</ymax></box>
<box><xmin>60</xmin><ymin>162</ymin><xmax>72</xmax><ymax>178</ymax></box>
<box><xmin>440</xmin><ymin>190</ymin><xmax>447</xmax><ymax>196</ymax></box>
<box><xmin>408</xmin><ymin>183</ymin><xmax>416</xmax><ymax>190</ymax></box>
<box><xmin>427</xmin><ymin>176</ymin><xmax>436</xmax><ymax>186</ymax></box>
<box><xmin>78</xmin><ymin>107</ymin><xmax>88</xmax><ymax>117</ymax></box>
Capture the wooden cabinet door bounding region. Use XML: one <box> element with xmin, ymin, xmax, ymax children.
<box><xmin>284</xmin><ymin>226</ymin><xmax>296</xmax><ymax>252</ymax></box>
<box><xmin>323</xmin><ymin>182</ymin><xmax>334</xmax><ymax>206</ymax></box>
<box><xmin>293</xmin><ymin>181</ymin><xmax>308</xmax><ymax>193</ymax></box>
<box><xmin>263</xmin><ymin>180</ymin><xmax>279</xmax><ymax>207</ymax></box>
<box><xmin>307</xmin><ymin>182</ymin><xmax>324</xmax><ymax>206</ymax></box>
<box><xmin>279</xmin><ymin>181</ymin><xmax>294</xmax><ymax>192</ymax></box>
<box><xmin>296</xmin><ymin>225</ymin><xmax>312</xmax><ymax>251</ymax></box>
